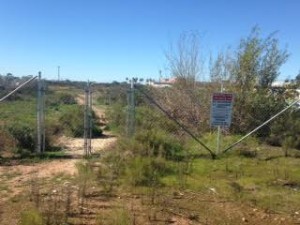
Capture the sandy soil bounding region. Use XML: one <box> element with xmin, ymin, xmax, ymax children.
<box><xmin>0</xmin><ymin>98</ymin><xmax>116</xmax><ymax>202</ymax></box>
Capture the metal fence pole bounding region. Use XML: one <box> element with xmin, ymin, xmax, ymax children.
<box><xmin>216</xmin><ymin>79</ymin><xmax>224</xmax><ymax>155</ymax></box>
<box><xmin>41</xmin><ymin>78</ymin><xmax>45</xmax><ymax>153</ymax></box>
<box><xmin>126</xmin><ymin>79</ymin><xmax>135</xmax><ymax>137</ymax></box>
<box><xmin>88</xmin><ymin>84</ymin><xmax>92</xmax><ymax>155</ymax></box>
<box><xmin>84</xmin><ymin>81</ymin><xmax>92</xmax><ymax>156</ymax></box>
<box><xmin>84</xmin><ymin>82</ymin><xmax>89</xmax><ymax>156</ymax></box>
<box><xmin>36</xmin><ymin>72</ymin><xmax>45</xmax><ymax>153</ymax></box>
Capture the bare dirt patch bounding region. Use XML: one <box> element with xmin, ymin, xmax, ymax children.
<box><xmin>0</xmin><ymin>101</ymin><xmax>116</xmax><ymax>203</ymax></box>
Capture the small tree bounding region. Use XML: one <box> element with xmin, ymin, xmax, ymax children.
<box><xmin>165</xmin><ymin>31</ymin><xmax>203</xmax><ymax>88</ymax></box>
<box><xmin>209</xmin><ymin>51</ymin><xmax>232</xmax><ymax>83</ymax></box>
<box><xmin>259</xmin><ymin>33</ymin><xmax>289</xmax><ymax>88</ymax></box>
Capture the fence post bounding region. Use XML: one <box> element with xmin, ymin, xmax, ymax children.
<box><xmin>126</xmin><ymin>79</ymin><xmax>135</xmax><ymax>137</ymax></box>
<box><xmin>84</xmin><ymin>81</ymin><xmax>92</xmax><ymax>156</ymax></box>
<box><xmin>216</xmin><ymin>79</ymin><xmax>224</xmax><ymax>155</ymax></box>
<box><xmin>36</xmin><ymin>72</ymin><xmax>45</xmax><ymax>154</ymax></box>
<box><xmin>88</xmin><ymin>84</ymin><xmax>92</xmax><ymax>155</ymax></box>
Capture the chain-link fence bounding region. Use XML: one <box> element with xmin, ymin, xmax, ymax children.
<box><xmin>0</xmin><ymin>76</ymin><xmax>38</xmax><ymax>158</ymax></box>
<box><xmin>43</xmin><ymin>80</ymin><xmax>105</xmax><ymax>157</ymax></box>
<box><xmin>0</xmin><ymin>75</ymin><xmax>108</xmax><ymax>159</ymax></box>
<box><xmin>1</xmin><ymin>76</ymin><xmax>298</xmax><ymax>159</ymax></box>
<box><xmin>124</xmin><ymin>82</ymin><xmax>300</xmax><ymax>158</ymax></box>
<box><xmin>106</xmin><ymin>81</ymin><xmax>300</xmax><ymax>216</ymax></box>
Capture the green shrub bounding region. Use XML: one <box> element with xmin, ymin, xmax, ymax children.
<box><xmin>135</xmin><ymin>106</ymin><xmax>179</xmax><ymax>133</ymax></box>
<box><xmin>8</xmin><ymin>122</ymin><xmax>35</xmax><ymax>151</ymax></box>
<box><xmin>46</xmin><ymin>92</ymin><xmax>76</xmax><ymax>107</ymax></box>
<box><xmin>92</xmin><ymin>121</ymin><xmax>103</xmax><ymax>137</ymax></box>
<box><xmin>231</xmin><ymin>90</ymin><xmax>287</xmax><ymax>137</ymax></box>
<box><xmin>106</xmin><ymin>103</ymin><xmax>126</xmax><ymax>132</ymax></box>
<box><xmin>58</xmin><ymin>105</ymin><xmax>102</xmax><ymax>138</ymax></box>
<box><xmin>268</xmin><ymin>109</ymin><xmax>300</xmax><ymax>149</ymax></box>
<box><xmin>76</xmin><ymin>162</ymin><xmax>96</xmax><ymax>211</ymax></box>
<box><xmin>0</xmin><ymin>129</ymin><xmax>14</xmax><ymax>152</ymax></box>
<box><xmin>56</xmin><ymin>105</ymin><xmax>83</xmax><ymax>137</ymax></box>
<box><xmin>135</xmin><ymin>129</ymin><xmax>184</xmax><ymax>160</ymax></box>
<box><xmin>96</xmin><ymin>208</ymin><xmax>132</xmax><ymax>225</ymax></box>
<box><xmin>20</xmin><ymin>208</ymin><xmax>43</xmax><ymax>225</ymax></box>
<box><xmin>7</xmin><ymin>122</ymin><xmax>53</xmax><ymax>153</ymax></box>
<box><xmin>239</xmin><ymin>148</ymin><xmax>257</xmax><ymax>158</ymax></box>
<box><xmin>125</xmin><ymin>157</ymin><xmax>171</xmax><ymax>187</ymax></box>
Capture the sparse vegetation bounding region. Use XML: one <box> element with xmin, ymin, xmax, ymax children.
<box><xmin>20</xmin><ymin>208</ymin><xmax>43</xmax><ymax>225</ymax></box>
<box><xmin>1</xmin><ymin>27</ymin><xmax>300</xmax><ymax>225</ymax></box>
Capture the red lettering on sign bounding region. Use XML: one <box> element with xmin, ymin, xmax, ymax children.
<box><xmin>212</xmin><ymin>93</ymin><xmax>233</xmax><ymax>102</ymax></box>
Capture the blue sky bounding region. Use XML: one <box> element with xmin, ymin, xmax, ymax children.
<box><xmin>0</xmin><ymin>0</ymin><xmax>299</xmax><ymax>82</ymax></box>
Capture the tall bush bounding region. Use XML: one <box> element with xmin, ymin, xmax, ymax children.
<box><xmin>58</xmin><ymin>105</ymin><xmax>102</xmax><ymax>138</ymax></box>
<box><xmin>8</xmin><ymin>122</ymin><xmax>35</xmax><ymax>151</ymax></box>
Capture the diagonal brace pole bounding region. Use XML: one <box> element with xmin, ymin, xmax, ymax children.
<box><xmin>223</xmin><ymin>98</ymin><xmax>300</xmax><ymax>153</ymax></box>
<box><xmin>0</xmin><ymin>76</ymin><xmax>37</xmax><ymax>102</ymax></box>
<box><xmin>136</xmin><ymin>85</ymin><xmax>216</xmax><ymax>159</ymax></box>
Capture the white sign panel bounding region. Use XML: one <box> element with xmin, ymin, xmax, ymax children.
<box><xmin>211</xmin><ymin>93</ymin><xmax>234</xmax><ymax>127</ymax></box>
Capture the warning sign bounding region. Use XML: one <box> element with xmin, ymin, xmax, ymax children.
<box><xmin>211</xmin><ymin>93</ymin><xmax>234</xmax><ymax>127</ymax></box>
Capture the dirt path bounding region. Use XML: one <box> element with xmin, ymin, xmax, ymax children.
<box><xmin>0</xmin><ymin>99</ymin><xmax>116</xmax><ymax>202</ymax></box>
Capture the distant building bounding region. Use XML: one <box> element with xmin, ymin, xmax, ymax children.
<box><xmin>271</xmin><ymin>80</ymin><xmax>290</xmax><ymax>87</ymax></box>
<box><xmin>147</xmin><ymin>77</ymin><xmax>178</xmax><ymax>88</ymax></box>
<box><xmin>159</xmin><ymin>77</ymin><xmax>177</xmax><ymax>84</ymax></box>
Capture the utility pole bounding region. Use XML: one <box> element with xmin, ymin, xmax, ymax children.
<box><xmin>37</xmin><ymin>72</ymin><xmax>45</xmax><ymax>154</ymax></box>
<box><xmin>84</xmin><ymin>81</ymin><xmax>92</xmax><ymax>156</ymax></box>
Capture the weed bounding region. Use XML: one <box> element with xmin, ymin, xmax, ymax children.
<box><xmin>96</xmin><ymin>163</ymin><xmax>118</xmax><ymax>195</ymax></box>
<box><xmin>28</xmin><ymin>176</ymin><xmax>41</xmax><ymax>209</ymax></box>
<box><xmin>75</xmin><ymin>161</ymin><xmax>95</xmax><ymax>213</ymax></box>
<box><xmin>125</xmin><ymin>157</ymin><xmax>170</xmax><ymax>187</ymax></box>
<box><xmin>0</xmin><ymin>184</ymin><xmax>10</xmax><ymax>192</ymax></box>
<box><xmin>20</xmin><ymin>208</ymin><xmax>43</xmax><ymax>225</ymax></box>
<box><xmin>96</xmin><ymin>207</ymin><xmax>132</xmax><ymax>225</ymax></box>
<box><xmin>0</xmin><ymin>170</ymin><xmax>21</xmax><ymax>180</ymax></box>
<box><xmin>283</xmin><ymin>136</ymin><xmax>294</xmax><ymax>157</ymax></box>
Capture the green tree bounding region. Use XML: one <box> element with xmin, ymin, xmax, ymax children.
<box><xmin>230</xmin><ymin>27</ymin><xmax>289</xmax><ymax>134</ymax></box>
<box><xmin>209</xmin><ymin>51</ymin><xmax>233</xmax><ymax>92</ymax></box>
<box><xmin>231</xmin><ymin>27</ymin><xmax>288</xmax><ymax>90</ymax></box>
<box><xmin>230</xmin><ymin>27</ymin><xmax>263</xmax><ymax>133</ymax></box>
<box><xmin>231</xmin><ymin>27</ymin><xmax>262</xmax><ymax>92</ymax></box>
<box><xmin>259</xmin><ymin>33</ymin><xmax>289</xmax><ymax>88</ymax></box>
